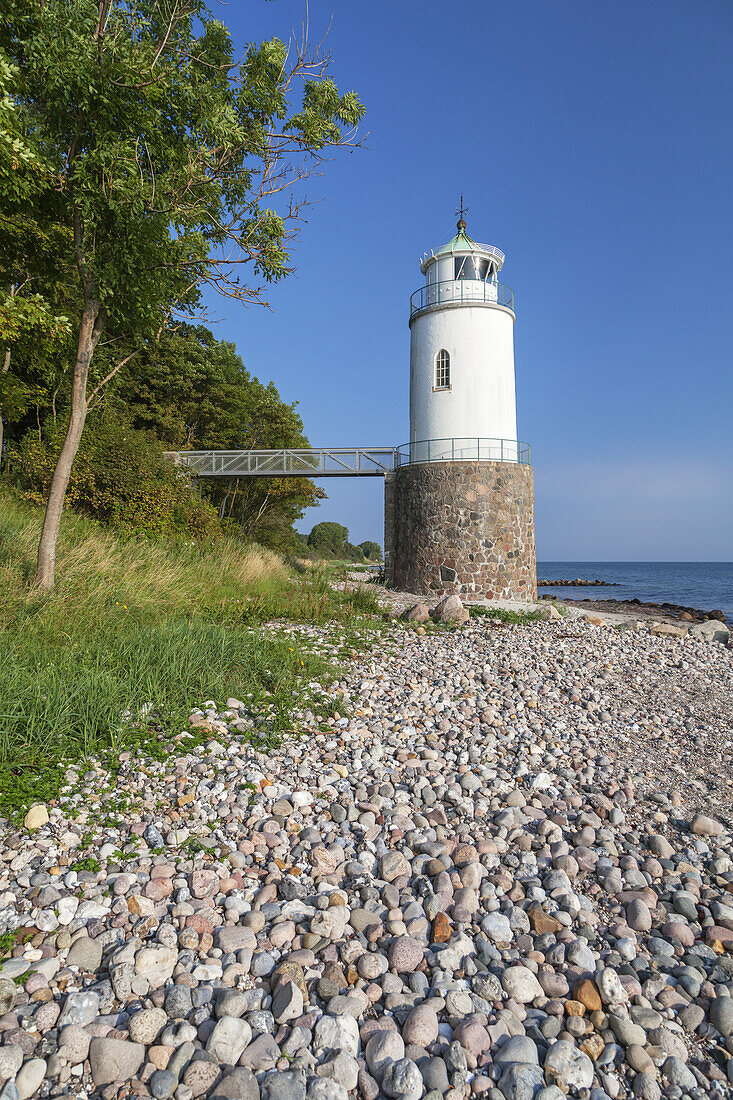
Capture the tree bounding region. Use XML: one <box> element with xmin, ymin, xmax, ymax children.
<box><xmin>1</xmin><ymin>1</ymin><xmax>363</xmax><ymax>587</ymax></box>
<box><xmin>342</xmin><ymin>541</ymin><xmax>365</xmax><ymax>563</ymax></box>
<box><xmin>117</xmin><ymin>325</ymin><xmax>325</xmax><ymax>548</ymax></box>
<box><xmin>0</xmin><ymin>293</ymin><xmax>71</xmax><ymax>464</ymax></box>
<box><xmin>308</xmin><ymin>521</ymin><xmax>349</xmax><ymax>557</ymax></box>
<box><xmin>307</xmin><ymin>521</ymin><xmax>351</xmax><ymax>557</ymax></box>
<box><xmin>358</xmin><ymin>540</ymin><xmax>382</xmax><ymax>561</ymax></box>
<box><xmin>0</xmin><ymin>52</ymin><xmax>72</xmax><ymax>465</ymax></box>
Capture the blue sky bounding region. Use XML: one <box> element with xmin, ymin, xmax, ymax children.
<box><xmin>207</xmin><ymin>0</ymin><xmax>733</xmax><ymax>560</ymax></box>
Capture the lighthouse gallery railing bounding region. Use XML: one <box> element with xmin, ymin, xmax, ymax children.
<box><xmin>396</xmin><ymin>438</ymin><xmax>530</xmax><ymax>465</ymax></box>
<box><xmin>410</xmin><ymin>279</ymin><xmax>515</xmax><ymax>318</ymax></box>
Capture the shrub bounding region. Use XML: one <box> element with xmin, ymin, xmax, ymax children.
<box><xmin>13</xmin><ymin>409</ymin><xmax>220</xmax><ymax>539</ymax></box>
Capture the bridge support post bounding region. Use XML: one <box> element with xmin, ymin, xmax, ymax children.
<box><xmin>384</xmin><ymin>461</ymin><xmax>537</xmax><ymax>601</ymax></box>
<box><xmin>383</xmin><ymin>472</ymin><xmax>396</xmax><ymax>585</ymax></box>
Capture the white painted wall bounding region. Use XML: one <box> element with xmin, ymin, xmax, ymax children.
<box><xmin>426</xmin><ymin>256</ymin><xmax>454</xmax><ymax>284</ymax></box>
<box><xmin>409</xmin><ymin>300</ymin><xmax>517</xmax><ymax>458</ymax></box>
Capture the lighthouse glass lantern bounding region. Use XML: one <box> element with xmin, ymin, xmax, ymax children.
<box><xmin>408</xmin><ymin>216</ymin><xmax>518</xmax><ymax>462</ymax></box>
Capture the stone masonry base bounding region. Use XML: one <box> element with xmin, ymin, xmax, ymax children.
<box><xmin>384</xmin><ymin>461</ymin><xmax>537</xmax><ymax>601</ymax></box>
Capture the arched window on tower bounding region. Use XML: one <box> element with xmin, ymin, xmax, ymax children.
<box><xmin>435</xmin><ymin>349</ymin><xmax>450</xmax><ymax>390</ymax></box>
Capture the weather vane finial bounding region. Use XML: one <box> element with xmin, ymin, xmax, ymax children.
<box><xmin>456</xmin><ymin>193</ymin><xmax>468</xmax><ymax>231</ymax></box>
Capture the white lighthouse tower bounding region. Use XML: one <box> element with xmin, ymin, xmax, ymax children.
<box><xmin>384</xmin><ymin>207</ymin><xmax>536</xmax><ymax>601</ymax></box>
<box><xmin>408</xmin><ymin>209</ymin><xmax>519</xmax><ymax>462</ymax></box>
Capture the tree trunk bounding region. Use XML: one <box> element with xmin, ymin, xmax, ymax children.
<box><xmin>218</xmin><ymin>479</ymin><xmax>232</xmax><ymax>522</ymax></box>
<box><xmin>0</xmin><ymin>347</ymin><xmax>10</xmax><ymax>472</ymax></box>
<box><xmin>34</xmin><ymin>300</ymin><xmax>102</xmax><ymax>589</ymax></box>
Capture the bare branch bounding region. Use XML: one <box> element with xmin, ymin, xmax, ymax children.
<box><xmin>94</xmin><ymin>0</ymin><xmax>112</xmax><ymax>43</ymax></box>
<box><xmin>85</xmin><ymin>349</ymin><xmax>138</xmax><ymax>409</ymax></box>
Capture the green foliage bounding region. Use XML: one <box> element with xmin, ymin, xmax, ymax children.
<box><xmin>0</xmin><ymin>52</ymin><xmax>43</xmax><ymax>200</ymax></box>
<box><xmin>1</xmin><ymin>0</ymin><xmax>363</xmax><ymax>331</ymax></box>
<box><xmin>308</xmin><ymin>522</ymin><xmax>350</xmax><ymax>556</ymax></box>
<box><xmin>0</xmin><ymin>214</ymin><xmax>75</xmax><ymax>450</ymax></box>
<box><xmin>0</xmin><ymin>49</ymin><xmax>74</xmax><ymax>453</ymax></box>
<box><xmin>70</xmin><ymin>856</ymin><xmax>101</xmax><ymax>873</ymax></box>
<box><xmin>0</xmin><ymin>929</ymin><xmax>34</xmax><ymax>961</ymax></box>
<box><xmin>468</xmin><ymin>605</ymin><xmax>543</xmax><ymax>624</ymax></box>
<box><xmin>306</xmin><ymin>522</ymin><xmax>377</xmax><ymax>563</ymax></box>
<box><xmin>120</xmin><ymin>327</ymin><xmax>293</xmax><ymax>450</ymax></box>
<box><xmin>13</xmin><ymin>408</ymin><xmax>220</xmax><ymax>539</ymax></box>
<box><xmin>117</xmin><ymin>325</ymin><xmax>324</xmax><ymax>548</ymax></box>
<box><xmin>344</xmin><ymin>543</ymin><xmax>367</xmax><ymax>563</ymax></box>
<box><xmin>358</xmin><ymin>540</ymin><xmax>382</xmax><ymax>561</ymax></box>
<box><xmin>2</xmin><ymin>321</ymin><xmax>324</xmax><ymax>549</ymax></box>
<box><xmin>180</xmin><ymin>837</ymin><xmax>208</xmax><ymax>857</ymax></box>
<box><xmin>0</xmin><ymin>489</ymin><xmax>381</xmax><ymax>811</ymax></box>
<box><xmin>338</xmin><ymin>583</ymin><xmax>382</xmax><ymax>615</ymax></box>
<box><xmin>0</xmin><ymin>0</ymin><xmax>363</xmax><ymax>576</ymax></box>
<box><xmin>0</xmin><ymin>292</ymin><xmax>69</xmax><ymax>350</ymax></box>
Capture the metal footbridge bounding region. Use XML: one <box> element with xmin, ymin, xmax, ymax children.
<box><xmin>173</xmin><ymin>448</ymin><xmax>396</xmax><ymax>478</ymax></box>
<box><xmin>170</xmin><ymin>438</ymin><xmax>530</xmax><ymax>478</ymax></box>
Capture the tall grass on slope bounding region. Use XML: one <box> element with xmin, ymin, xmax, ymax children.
<box><xmin>0</xmin><ymin>497</ymin><xmax>290</xmax><ymax>623</ymax></box>
<box><xmin>0</xmin><ymin>493</ymin><xmax>376</xmax><ymax>813</ymax></box>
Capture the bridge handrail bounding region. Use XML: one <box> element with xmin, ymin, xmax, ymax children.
<box><xmin>173</xmin><ymin>447</ymin><xmax>397</xmax><ymax>477</ymax></box>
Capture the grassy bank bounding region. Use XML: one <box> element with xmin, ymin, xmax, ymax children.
<box><xmin>0</xmin><ymin>492</ymin><xmax>381</xmax><ymax>814</ymax></box>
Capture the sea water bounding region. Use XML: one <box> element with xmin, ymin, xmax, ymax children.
<box><xmin>537</xmin><ymin>562</ymin><xmax>733</xmax><ymax>623</ymax></box>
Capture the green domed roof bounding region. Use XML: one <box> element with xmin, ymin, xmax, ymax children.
<box><xmin>421</xmin><ymin>222</ymin><xmax>506</xmax><ymax>274</ymax></box>
<box><xmin>434</xmin><ymin>225</ymin><xmax>479</xmax><ymax>255</ymax></box>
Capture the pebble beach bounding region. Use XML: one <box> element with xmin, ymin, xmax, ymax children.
<box><xmin>2</xmin><ymin>593</ymin><xmax>733</xmax><ymax>1100</ymax></box>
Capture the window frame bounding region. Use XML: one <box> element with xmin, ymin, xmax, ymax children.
<box><xmin>434</xmin><ymin>348</ymin><xmax>451</xmax><ymax>391</ymax></box>
<box><xmin>455</xmin><ymin>254</ymin><xmax>496</xmax><ymax>282</ymax></box>
<box><xmin>454</xmin><ymin>256</ymin><xmax>475</xmax><ymax>280</ymax></box>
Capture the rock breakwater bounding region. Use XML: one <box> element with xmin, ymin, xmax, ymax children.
<box><xmin>538</xmin><ymin>580</ymin><xmax>619</xmax><ymax>588</ymax></box>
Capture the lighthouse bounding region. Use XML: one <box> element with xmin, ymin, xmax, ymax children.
<box><xmin>409</xmin><ymin>212</ymin><xmax>518</xmax><ymax>460</ymax></box>
<box><xmin>384</xmin><ymin>212</ymin><xmax>537</xmax><ymax>601</ymax></box>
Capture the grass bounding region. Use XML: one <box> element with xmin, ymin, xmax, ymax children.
<box><xmin>0</xmin><ymin>929</ymin><xmax>34</xmax><ymax>962</ymax></box>
<box><xmin>468</xmin><ymin>605</ymin><xmax>544</xmax><ymax>624</ymax></box>
<box><xmin>70</xmin><ymin>856</ymin><xmax>101</xmax><ymax>873</ymax></box>
<box><xmin>0</xmin><ymin>491</ymin><xmax>381</xmax><ymax>815</ymax></box>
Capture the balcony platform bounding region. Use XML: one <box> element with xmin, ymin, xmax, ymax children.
<box><xmin>410</xmin><ymin>278</ymin><xmax>515</xmax><ymax>320</ymax></box>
